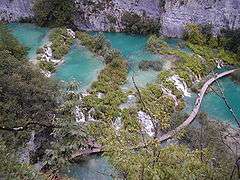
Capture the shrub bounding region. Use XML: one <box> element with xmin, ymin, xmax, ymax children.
<box><xmin>147</xmin><ymin>34</ymin><xmax>169</xmax><ymax>53</ymax></box>
<box><xmin>183</xmin><ymin>24</ymin><xmax>205</xmax><ymax>45</ymax></box>
<box><xmin>50</xmin><ymin>28</ymin><xmax>74</xmax><ymax>59</ymax></box>
<box><xmin>121</xmin><ymin>12</ymin><xmax>160</xmax><ymax>35</ymax></box>
<box><xmin>38</xmin><ymin>60</ymin><xmax>56</xmax><ymax>72</ymax></box>
<box><xmin>221</xmin><ymin>28</ymin><xmax>240</xmax><ymax>54</ymax></box>
<box><xmin>33</xmin><ymin>0</ymin><xmax>75</xmax><ymax>27</ymax></box>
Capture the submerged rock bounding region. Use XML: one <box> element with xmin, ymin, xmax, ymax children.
<box><xmin>139</xmin><ymin>60</ymin><xmax>162</xmax><ymax>71</ymax></box>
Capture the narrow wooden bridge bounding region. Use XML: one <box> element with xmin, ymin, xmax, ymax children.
<box><xmin>159</xmin><ymin>68</ymin><xmax>239</xmax><ymax>142</ymax></box>
<box><xmin>71</xmin><ymin>69</ymin><xmax>239</xmax><ymax>159</ymax></box>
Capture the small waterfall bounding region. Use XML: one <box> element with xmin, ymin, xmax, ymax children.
<box><xmin>19</xmin><ymin>131</ymin><xmax>36</xmax><ymax>164</ymax></box>
<box><xmin>67</xmin><ymin>29</ymin><xmax>76</xmax><ymax>38</ymax></box>
<box><xmin>216</xmin><ymin>59</ymin><xmax>224</xmax><ymax>69</ymax></box>
<box><xmin>137</xmin><ymin>111</ymin><xmax>154</xmax><ymax>137</ymax></box>
<box><xmin>75</xmin><ymin>106</ymin><xmax>86</xmax><ymax>123</ymax></box>
<box><xmin>113</xmin><ymin>117</ymin><xmax>123</xmax><ymax>134</ymax></box>
<box><xmin>161</xmin><ymin>87</ymin><xmax>179</xmax><ymax>107</ymax></box>
<box><xmin>169</xmin><ymin>75</ymin><xmax>191</xmax><ymax>97</ymax></box>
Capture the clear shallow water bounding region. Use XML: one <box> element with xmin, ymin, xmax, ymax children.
<box><xmin>8</xmin><ymin>23</ymin><xmax>49</xmax><ymax>60</ymax></box>
<box><xmin>165</xmin><ymin>38</ymin><xmax>192</xmax><ymax>53</ymax></box>
<box><xmin>7</xmin><ymin>23</ymin><xmax>240</xmax><ymax>178</ymax></box>
<box><xmin>64</xmin><ymin>155</ymin><xmax>120</xmax><ymax>180</ymax></box>
<box><xmin>54</xmin><ymin>43</ymin><xmax>104</xmax><ymax>90</ymax></box>
<box><xmin>101</xmin><ymin>32</ymin><xmax>162</xmax><ymax>89</ymax></box>
<box><xmin>185</xmin><ymin>76</ymin><xmax>240</xmax><ymax>127</ymax></box>
<box><xmin>101</xmin><ymin>33</ymin><xmax>190</xmax><ymax>89</ymax></box>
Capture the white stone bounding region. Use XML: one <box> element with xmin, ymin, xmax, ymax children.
<box><xmin>137</xmin><ymin>111</ymin><xmax>154</xmax><ymax>137</ymax></box>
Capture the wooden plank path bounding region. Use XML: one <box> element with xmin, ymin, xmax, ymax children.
<box><xmin>72</xmin><ymin>69</ymin><xmax>238</xmax><ymax>159</ymax></box>
<box><xmin>159</xmin><ymin>68</ymin><xmax>239</xmax><ymax>142</ymax></box>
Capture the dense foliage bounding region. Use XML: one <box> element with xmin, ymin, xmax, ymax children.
<box><xmin>50</xmin><ymin>28</ymin><xmax>74</xmax><ymax>59</ymax></box>
<box><xmin>121</xmin><ymin>12</ymin><xmax>160</xmax><ymax>35</ymax></box>
<box><xmin>38</xmin><ymin>60</ymin><xmax>56</xmax><ymax>73</ymax></box>
<box><xmin>221</xmin><ymin>28</ymin><xmax>240</xmax><ymax>58</ymax></box>
<box><xmin>33</xmin><ymin>0</ymin><xmax>75</xmax><ymax>27</ymax></box>
<box><xmin>0</xmin><ymin>25</ymin><xmax>27</xmax><ymax>59</ymax></box>
<box><xmin>0</xmin><ymin>24</ymin><xmax>60</xmax><ymax>178</ymax></box>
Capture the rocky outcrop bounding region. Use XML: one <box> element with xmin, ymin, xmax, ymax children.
<box><xmin>74</xmin><ymin>0</ymin><xmax>161</xmax><ymax>32</ymax></box>
<box><xmin>1</xmin><ymin>0</ymin><xmax>240</xmax><ymax>37</ymax></box>
<box><xmin>162</xmin><ymin>0</ymin><xmax>240</xmax><ymax>37</ymax></box>
<box><xmin>0</xmin><ymin>0</ymin><xmax>34</xmax><ymax>22</ymax></box>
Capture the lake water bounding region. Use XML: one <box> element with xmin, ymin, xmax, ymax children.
<box><xmin>8</xmin><ymin>23</ymin><xmax>49</xmax><ymax>60</ymax></box>
<box><xmin>54</xmin><ymin>43</ymin><xmax>104</xmax><ymax>90</ymax></box>
<box><xmin>185</xmin><ymin>76</ymin><xmax>240</xmax><ymax>127</ymax></box>
<box><xmin>8</xmin><ymin>23</ymin><xmax>240</xmax><ymax>180</ymax></box>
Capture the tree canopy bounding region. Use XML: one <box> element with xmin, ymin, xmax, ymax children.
<box><xmin>33</xmin><ymin>0</ymin><xmax>75</xmax><ymax>27</ymax></box>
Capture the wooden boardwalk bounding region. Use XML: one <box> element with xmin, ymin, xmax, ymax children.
<box><xmin>72</xmin><ymin>69</ymin><xmax>238</xmax><ymax>158</ymax></box>
<box><xmin>159</xmin><ymin>68</ymin><xmax>239</xmax><ymax>142</ymax></box>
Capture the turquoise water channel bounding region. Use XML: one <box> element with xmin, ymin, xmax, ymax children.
<box><xmin>8</xmin><ymin>23</ymin><xmax>49</xmax><ymax>60</ymax></box>
<box><xmin>54</xmin><ymin>43</ymin><xmax>104</xmax><ymax>90</ymax></box>
<box><xmin>103</xmin><ymin>32</ymin><xmax>161</xmax><ymax>89</ymax></box>
<box><xmin>8</xmin><ymin>23</ymin><xmax>240</xmax><ymax>179</ymax></box>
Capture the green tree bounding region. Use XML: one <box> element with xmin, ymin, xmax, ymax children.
<box><xmin>183</xmin><ymin>23</ymin><xmax>205</xmax><ymax>45</ymax></box>
<box><xmin>0</xmin><ymin>24</ymin><xmax>27</xmax><ymax>59</ymax></box>
<box><xmin>33</xmin><ymin>0</ymin><xmax>75</xmax><ymax>27</ymax></box>
<box><xmin>0</xmin><ymin>140</ymin><xmax>45</xmax><ymax>180</ymax></box>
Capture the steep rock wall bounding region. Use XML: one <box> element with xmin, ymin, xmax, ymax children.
<box><xmin>0</xmin><ymin>0</ymin><xmax>240</xmax><ymax>37</ymax></box>
<box><xmin>0</xmin><ymin>0</ymin><xmax>34</xmax><ymax>22</ymax></box>
<box><xmin>74</xmin><ymin>0</ymin><xmax>162</xmax><ymax>32</ymax></box>
<box><xmin>162</xmin><ymin>0</ymin><xmax>240</xmax><ymax>37</ymax></box>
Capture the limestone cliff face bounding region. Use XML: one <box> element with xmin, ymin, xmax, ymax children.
<box><xmin>74</xmin><ymin>0</ymin><xmax>162</xmax><ymax>32</ymax></box>
<box><xmin>1</xmin><ymin>0</ymin><xmax>240</xmax><ymax>37</ymax></box>
<box><xmin>162</xmin><ymin>0</ymin><xmax>240</xmax><ymax>37</ymax></box>
<box><xmin>0</xmin><ymin>0</ymin><xmax>34</xmax><ymax>22</ymax></box>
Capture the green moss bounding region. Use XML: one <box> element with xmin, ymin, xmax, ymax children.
<box><xmin>183</xmin><ymin>24</ymin><xmax>206</xmax><ymax>45</ymax></box>
<box><xmin>50</xmin><ymin>27</ymin><xmax>74</xmax><ymax>59</ymax></box>
<box><xmin>38</xmin><ymin>60</ymin><xmax>56</xmax><ymax>72</ymax></box>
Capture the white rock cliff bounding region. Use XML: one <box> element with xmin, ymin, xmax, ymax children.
<box><xmin>1</xmin><ymin>0</ymin><xmax>240</xmax><ymax>37</ymax></box>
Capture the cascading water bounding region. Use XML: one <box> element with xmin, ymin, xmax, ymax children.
<box><xmin>19</xmin><ymin>131</ymin><xmax>36</xmax><ymax>164</ymax></box>
<box><xmin>169</xmin><ymin>75</ymin><xmax>191</xmax><ymax>97</ymax></box>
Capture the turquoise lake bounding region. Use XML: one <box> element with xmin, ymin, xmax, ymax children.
<box><xmin>64</xmin><ymin>155</ymin><xmax>119</xmax><ymax>180</ymax></box>
<box><xmin>8</xmin><ymin>23</ymin><xmax>49</xmax><ymax>60</ymax></box>
<box><xmin>54</xmin><ymin>43</ymin><xmax>104</xmax><ymax>90</ymax></box>
<box><xmin>102</xmin><ymin>32</ymin><xmax>162</xmax><ymax>89</ymax></box>
<box><xmin>8</xmin><ymin>23</ymin><xmax>240</xmax><ymax>180</ymax></box>
<box><xmin>185</xmin><ymin>75</ymin><xmax>240</xmax><ymax>127</ymax></box>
